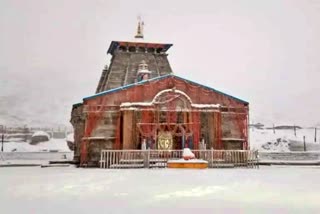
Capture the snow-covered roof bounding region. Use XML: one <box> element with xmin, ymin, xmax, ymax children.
<box><xmin>191</xmin><ymin>104</ymin><xmax>220</xmax><ymax>108</ymax></box>
<box><xmin>32</xmin><ymin>131</ymin><xmax>50</xmax><ymax>138</ymax></box>
<box><xmin>120</xmin><ymin>97</ymin><xmax>220</xmax><ymax>109</ymax></box>
<box><xmin>120</xmin><ymin>102</ymin><xmax>153</xmax><ymax>107</ymax></box>
<box><xmin>107</xmin><ymin>41</ymin><xmax>173</xmax><ymax>55</ymax></box>
<box><xmin>137</xmin><ymin>69</ymin><xmax>152</xmax><ymax>74</ymax></box>
<box><xmin>120</xmin><ymin>89</ymin><xmax>221</xmax><ymax>109</ymax></box>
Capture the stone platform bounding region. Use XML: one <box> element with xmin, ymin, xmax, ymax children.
<box><xmin>167</xmin><ymin>159</ymin><xmax>208</xmax><ymax>169</ymax></box>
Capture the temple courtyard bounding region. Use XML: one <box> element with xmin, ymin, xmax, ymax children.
<box><xmin>1</xmin><ymin>166</ymin><xmax>319</xmax><ymax>213</ymax></box>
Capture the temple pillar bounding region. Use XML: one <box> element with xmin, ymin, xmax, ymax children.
<box><xmin>213</xmin><ymin>111</ymin><xmax>222</xmax><ymax>149</ymax></box>
<box><xmin>208</xmin><ymin>112</ymin><xmax>215</xmax><ymax>149</ymax></box>
<box><xmin>123</xmin><ymin>110</ymin><xmax>134</xmax><ymax>149</ymax></box>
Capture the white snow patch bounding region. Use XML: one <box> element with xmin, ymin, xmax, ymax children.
<box><xmin>120</xmin><ymin>102</ymin><xmax>153</xmax><ymax>107</ymax></box>
<box><xmin>2</xmin><ymin>138</ymin><xmax>71</xmax><ymax>152</ymax></box>
<box><xmin>250</xmin><ymin>128</ymin><xmax>320</xmax><ymax>152</ymax></box>
<box><xmin>137</xmin><ymin>69</ymin><xmax>152</xmax><ymax>74</ymax></box>
<box><xmin>121</xmin><ymin>102</ymin><xmax>220</xmax><ymax>109</ymax></box>
<box><xmin>191</xmin><ymin>104</ymin><xmax>220</xmax><ymax>108</ymax></box>
<box><xmin>168</xmin><ymin>159</ymin><xmax>208</xmax><ymax>163</ymax></box>
<box><xmin>32</xmin><ymin>131</ymin><xmax>50</xmax><ymax>138</ymax></box>
<box><xmin>182</xmin><ymin>148</ymin><xmax>195</xmax><ymax>159</ymax></box>
<box><xmin>66</xmin><ymin>133</ymin><xmax>74</xmax><ymax>142</ymax></box>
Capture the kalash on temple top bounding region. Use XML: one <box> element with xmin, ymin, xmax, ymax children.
<box><xmin>106</xmin><ymin>17</ymin><xmax>173</xmax><ymax>56</ymax></box>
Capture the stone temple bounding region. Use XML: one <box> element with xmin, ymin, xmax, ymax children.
<box><xmin>71</xmin><ymin>20</ymin><xmax>249</xmax><ymax>167</ymax></box>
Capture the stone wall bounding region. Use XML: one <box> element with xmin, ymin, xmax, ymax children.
<box><xmin>86</xmin><ymin>111</ymin><xmax>119</xmax><ymax>166</ymax></box>
<box><xmin>70</xmin><ymin>104</ymin><xmax>85</xmax><ymax>163</ymax></box>
<box><xmin>96</xmin><ymin>51</ymin><xmax>173</xmax><ymax>93</ymax></box>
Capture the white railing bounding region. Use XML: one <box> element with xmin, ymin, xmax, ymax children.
<box><xmin>100</xmin><ymin>149</ymin><xmax>259</xmax><ymax>169</ymax></box>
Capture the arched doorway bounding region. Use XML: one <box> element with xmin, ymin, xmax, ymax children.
<box><xmin>135</xmin><ymin>89</ymin><xmax>195</xmax><ymax>150</ymax></box>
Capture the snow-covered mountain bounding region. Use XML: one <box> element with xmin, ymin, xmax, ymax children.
<box><xmin>0</xmin><ymin>68</ymin><xmax>96</xmax><ymax>128</ymax></box>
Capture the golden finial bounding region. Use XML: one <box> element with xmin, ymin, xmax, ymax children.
<box><xmin>135</xmin><ymin>16</ymin><xmax>144</xmax><ymax>39</ymax></box>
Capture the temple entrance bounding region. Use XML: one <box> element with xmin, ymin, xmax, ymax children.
<box><xmin>136</xmin><ymin>122</ymin><xmax>193</xmax><ymax>150</ymax></box>
<box><xmin>156</xmin><ymin>124</ymin><xmax>187</xmax><ymax>150</ymax></box>
<box><xmin>122</xmin><ymin>88</ymin><xmax>203</xmax><ymax>150</ymax></box>
<box><xmin>156</xmin><ymin>133</ymin><xmax>190</xmax><ymax>150</ymax></box>
<box><xmin>156</xmin><ymin>128</ymin><xmax>193</xmax><ymax>150</ymax></box>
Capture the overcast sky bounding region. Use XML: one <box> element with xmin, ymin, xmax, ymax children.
<box><xmin>1</xmin><ymin>0</ymin><xmax>320</xmax><ymax>127</ymax></box>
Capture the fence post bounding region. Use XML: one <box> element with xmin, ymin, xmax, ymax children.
<box><xmin>256</xmin><ymin>150</ymin><xmax>259</xmax><ymax>169</ymax></box>
<box><xmin>273</xmin><ymin>124</ymin><xmax>275</xmax><ymax>134</ymax></box>
<box><xmin>1</xmin><ymin>130</ymin><xmax>3</xmax><ymax>152</ymax></box>
<box><xmin>144</xmin><ymin>149</ymin><xmax>150</xmax><ymax>168</ymax></box>
<box><xmin>100</xmin><ymin>151</ymin><xmax>103</xmax><ymax>168</ymax></box>
<box><xmin>112</xmin><ymin>151</ymin><xmax>115</xmax><ymax>168</ymax></box>
<box><xmin>106</xmin><ymin>151</ymin><xmax>109</xmax><ymax>168</ymax></box>
<box><xmin>1</xmin><ymin>125</ymin><xmax>4</xmax><ymax>152</ymax></box>
<box><xmin>303</xmin><ymin>136</ymin><xmax>306</xmax><ymax>151</ymax></box>
<box><xmin>249</xmin><ymin>151</ymin><xmax>253</xmax><ymax>168</ymax></box>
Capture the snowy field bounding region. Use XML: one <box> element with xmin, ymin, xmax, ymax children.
<box><xmin>1</xmin><ymin>129</ymin><xmax>320</xmax><ymax>213</ymax></box>
<box><xmin>0</xmin><ymin>138</ymin><xmax>73</xmax><ymax>165</ymax></box>
<box><xmin>250</xmin><ymin>128</ymin><xmax>320</xmax><ymax>152</ymax></box>
<box><xmin>2</xmin><ymin>138</ymin><xmax>71</xmax><ymax>152</ymax></box>
<box><xmin>0</xmin><ymin>166</ymin><xmax>320</xmax><ymax>214</ymax></box>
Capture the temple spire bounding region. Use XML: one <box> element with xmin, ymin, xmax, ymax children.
<box><xmin>134</xmin><ymin>16</ymin><xmax>144</xmax><ymax>39</ymax></box>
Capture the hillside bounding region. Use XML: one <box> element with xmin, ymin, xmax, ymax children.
<box><xmin>250</xmin><ymin>128</ymin><xmax>320</xmax><ymax>152</ymax></box>
<box><xmin>0</xmin><ymin>70</ymin><xmax>93</xmax><ymax>128</ymax></box>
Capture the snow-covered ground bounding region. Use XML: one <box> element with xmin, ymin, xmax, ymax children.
<box><xmin>2</xmin><ymin>138</ymin><xmax>71</xmax><ymax>152</ymax></box>
<box><xmin>0</xmin><ymin>166</ymin><xmax>319</xmax><ymax>213</ymax></box>
<box><xmin>0</xmin><ymin>129</ymin><xmax>319</xmax><ymax>213</ymax></box>
<box><xmin>0</xmin><ymin>138</ymin><xmax>73</xmax><ymax>165</ymax></box>
<box><xmin>250</xmin><ymin>128</ymin><xmax>320</xmax><ymax>152</ymax></box>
